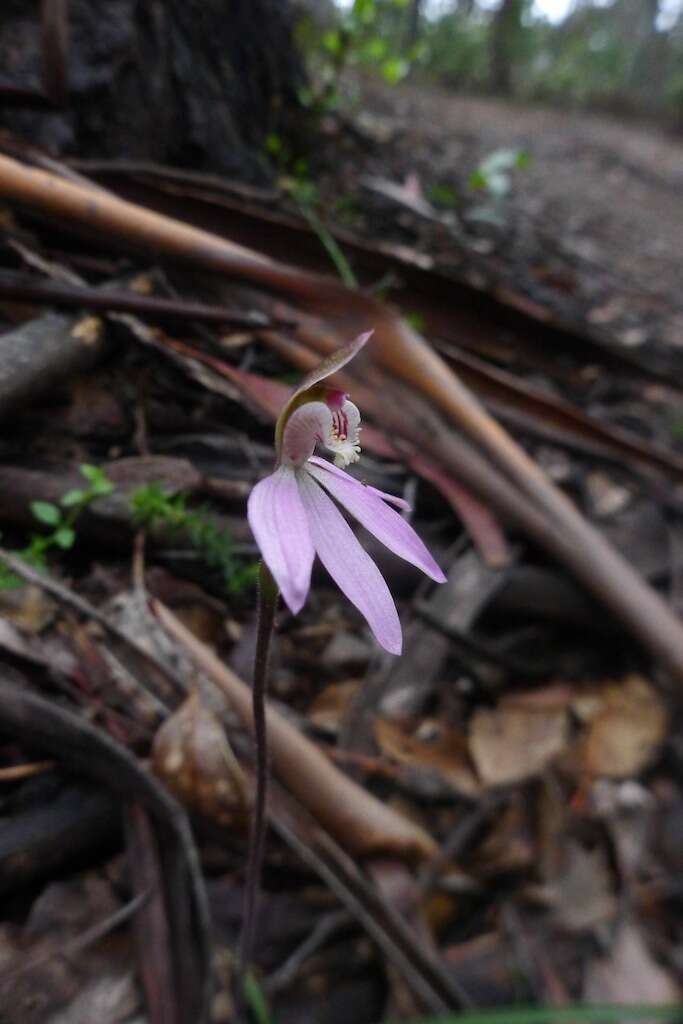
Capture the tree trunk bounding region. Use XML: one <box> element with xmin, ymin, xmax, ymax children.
<box><xmin>0</xmin><ymin>0</ymin><xmax>305</xmax><ymax>183</ymax></box>
<box><xmin>404</xmin><ymin>0</ymin><xmax>423</xmax><ymax>47</ymax></box>
<box><xmin>489</xmin><ymin>0</ymin><xmax>524</xmax><ymax>95</ymax></box>
<box><xmin>625</xmin><ymin>0</ymin><xmax>666</xmax><ymax>102</ymax></box>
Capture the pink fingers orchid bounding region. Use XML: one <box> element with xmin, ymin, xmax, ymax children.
<box><xmin>247</xmin><ymin>331</ymin><xmax>446</xmax><ymax>654</ymax></box>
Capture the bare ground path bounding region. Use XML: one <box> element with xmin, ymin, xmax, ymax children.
<box><xmin>323</xmin><ymin>81</ymin><xmax>683</xmax><ymax>364</ymax></box>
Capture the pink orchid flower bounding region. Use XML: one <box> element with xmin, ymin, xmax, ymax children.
<box><xmin>247</xmin><ymin>332</ymin><xmax>446</xmax><ymax>654</ymax></box>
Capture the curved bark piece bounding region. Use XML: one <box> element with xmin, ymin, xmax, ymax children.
<box><xmin>0</xmin><ymin>676</ymin><xmax>211</xmax><ymax>1024</ymax></box>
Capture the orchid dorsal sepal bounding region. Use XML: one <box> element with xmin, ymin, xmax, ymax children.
<box><xmin>247</xmin><ymin>330</ymin><xmax>446</xmax><ymax>655</ymax></box>
<box><xmin>274</xmin><ymin>330</ymin><xmax>372</xmax><ymax>457</ymax></box>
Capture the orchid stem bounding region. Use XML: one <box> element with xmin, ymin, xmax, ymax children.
<box><xmin>239</xmin><ymin>561</ymin><xmax>279</xmax><ymax>974</ymax></box>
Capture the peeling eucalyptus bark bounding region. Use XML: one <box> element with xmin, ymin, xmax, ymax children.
<box><xmin>0</xmin><ymin>0</ymin><xmax>306</xmax><ymax>183</ymax></box>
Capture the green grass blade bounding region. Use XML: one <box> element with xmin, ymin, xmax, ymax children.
<box><xmin>243</xmin><ymin>969</ymin><xmax>273</xmax><ymax>1024</ymax></box>
<box><xmin>407</xmin><ymin>1005</ymin><xmax>683</xmax><ymax>1024</ymax></box>
<box><xmin>299</xmin><ymin>203</ymin><xmax>358</xmax><ymax>288</ymax></box>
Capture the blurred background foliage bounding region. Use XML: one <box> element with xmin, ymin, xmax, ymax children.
<box><xmin>294</xmin><ymin>0</ymin><xmax>683</xmax><ymax>124</ymax></box>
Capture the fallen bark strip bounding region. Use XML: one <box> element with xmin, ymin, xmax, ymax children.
<box><xmin>0</xmin><ymin>310</ymin><xmax>109</xmax><ymax>415</ymax></box>
<box><xmin>2</xmin><ymin>154</ymin><xmax>683</xmax><ymax>682</ymax></box>
<box><xmin>0</xmin><ymin>269</ymin><xmax>277</xmax><ymax>327</ymax></box>
<box><xmin>0</xmin><ymin>781</ymin><xmax>120</xmax><ymax>897</ymax></box>
<box><xmin>440</xmin><ymin>343</ymin><xmax>683</xmax><ymax>481</ymax></box>
<box><xmin>126</xmin><ymin>803</ymin><xmax>181</xmax><ymax>1024</ymax></box>
<box><xmin>0</xmin><ymin>676</ymin><xmax>211</xmax><ymax>1024</ymax></box>
<box><xmin>151</xmin><ymin>598</ymin><xmax>438</xmax><ymax>863</ymax></box>
<box><xmin>0</xmin><ymin>547</ymin><xmax>186</xmax><ymax>710</ymax></box>
<box><xmin>40</xmin><ymin>0</ymin><xmax>69</xmax><ymax>107</ymax></box>
<box><xmin>271</xmin><ymin>807</ymin><xmax>466</xmax><ymax>1014</ymax></box>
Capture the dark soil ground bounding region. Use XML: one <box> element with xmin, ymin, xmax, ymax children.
<box><xmin>311</xmin><ymin>78</ymin><xmax>683</xmax><ymax>366</ymax></box>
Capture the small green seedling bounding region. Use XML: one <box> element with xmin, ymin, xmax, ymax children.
<box><xmin>0</xmin><ymin>464</ymin><xmax>114</xmax><ymax>588</ymax></box>
<box><xmin>130</xmin><ymin>482</ymin><xmax>258</xmax><ymax>594</ymax></box>
<box><xmin>469</xmin><ymin>147</ymin><xmax>531</xmax><ymax>200</ymax></box>
<box><xmin>0</xmin><ymin>467</ymin><xmax>257</xmax><ymax>597</ymax></box>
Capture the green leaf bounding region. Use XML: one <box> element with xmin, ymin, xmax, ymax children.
<box><xmin>381</xmin><ymin>56</ymin><xmax>409</xmax><ymax>85</ymax></box>
<box><xmin>54</xmin><ymin>526</ymin><xmax>76</xmax><ymax>549</ymax></box>
<box><xmin>468</xmin><ymin>169</ymin><xmax>488</xmax><ymax>190</ymax></box>
<box><xmin>78</xmin><ymin>465</ymin><xmax>113</xmax><ymax>496</ymax></box>
<box><xmin>61</xmin><ymin>489</ymin><xmax>86</xmax><ymax>508</ymax></box>
<box><xmin>292</xmin><ymin>157</ymin><xmax>309</xmax><ymax>180</ymax></box>
<box><xmin>408</xmin><ymin>1005</ymin><xmax>683</xmax><ymax>1024</ymax></box>
<box><xmin>31</xmin><ymin>501</ymin><xmax>62</xmax><ymax>526</ymax></box>
<box><xmin>323</xmin><ymin>29</ymin><xmax>342</xmax><ymax>56</ymax></box>
<box><xmin>480</xmin><ymin>147</ymin><xmax>523</xmax><ymax>175</ymax></box>
<box><xmin>22</xmin><ymin>541</ymin><xmax>48</xmax><ymax>567</ymax></box>
<box><xmin>429</xmin><ymin>184</ymin><xmax>458</xmax><ymax>208</ymax></box>
<box><xmin>296</xmin><ymin>85</ymin><xmax>314</xmax><ymax>108</ymax></box>
<box><xmin>264</xmin><ymin>132</ymin><xmax>282</xmax><ymax>156</ymax></box>
<box><xmin>91</xmin><ymin>477</ymin><xmax>114</xmax><ymax>496</ymax></box>
<box><xmin>404</xmin><ymin>311</ymin><xmax>425</xmax><ymax>332</ymax></box>
<box><xmin>79</xmin><ymin>463</ymin><xmax>103</xmax><ymax>483</ymax></box>
<box><xmin>243</xmin><ymin>971</ymin><xmax>272</xmax><ymax>1024</ymax></box>
<box><xmin>352</xmin><ymin>0</ymin><xmax>376</xmax><ymax>23</ymax></box>
<box><xmin>363</xmin><ymin>36</ymin><xmax>387</xmax><ymax>61</ymax></box>
<box><xmin>0</xmin><ymin>571</ymin><xmax>22</xmax><ymax>590</ymax></box>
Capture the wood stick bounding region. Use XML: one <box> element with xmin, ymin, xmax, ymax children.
<box><xmin>151</xmin><ymin>598</ymin><xmax>438</xmax><ymax>863</ymax></box>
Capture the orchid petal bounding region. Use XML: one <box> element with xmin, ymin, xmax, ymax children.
<box><xmin>281</xmin><ymin>401</ymin><xmax>333</xmax><ymax>467</ymax></box>
<box><xmin>297</xmin><ymin>471</ymin><xmax>402</xmax><ymax>654</ymax></box>
<box><xmin>306</xmin><ymin>459</ymin><xmax>446</xmax><ymax>583</ymax></box>
<box><xmin>247</xmin><ymin>465</ymin><xmax>314</xmax><ymax>614</ymax></box>
<box><xmin>309</xmin><ymin>456</ymin><xmax>411</xmax><ymax>510</ymax></box>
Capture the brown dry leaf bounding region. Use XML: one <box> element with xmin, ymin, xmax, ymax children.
<box><xmin>547</xmin><ymin>841</ymin><xmax>617</xmax><ymax>932</ymax></box>
<box><xmin>578</xmin><ymin>674</ymin><xmax>668</xmax><ymax>779</ymax></box>
<box><xmin>172</xmin><ymin>601</ymin><xmax>226</xmax><ymax>646</ymax></box>
<box><xmin>0</xmin><ymin>584</ymin><xmax>57</xmax><ymax>632</ymax></box>
<box><xmin>585</xmin><ymin>470</ymin><xmax>632</xmax><ymax>519</ymax></box>
<box><xmin>129</xmin><ymin>272</ymin><xmax>154</xmax><ymax>294</ymax></box>
<box><xmin>469</xmin><ymin>698</ymin><xmax>569</xmax><ymax>787</ymax></box>
<box><xmin>152</xmin><ymin>690</ymin><xmax>251</xmax><ymax>829</ymax></box>
<box><xmin>308</xmin><ymin>680</ymin><xmax>360</xmax><ymax>735</ymax></box>
<box><xmin>70</xmin><ymin>315</ymin><xmax>103</xmax><ymax>345</ymax></box>
<box><xmin>584</xmin><ymin>922</ymin><xmax>681</xmax><ymax>1011</ymax></box>
<box><xmin>476</xmin><ymin>795</ymin><xmax>536</xmax><ymax>876</ymax></box>
<box><xmin>374</xmin><ymin>717</ymin><xmax>479</xmax><ymax>796</ymax></box>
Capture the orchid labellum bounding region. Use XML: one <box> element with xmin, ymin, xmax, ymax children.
<box><xmin>247</xmin><ymin>331</ymin><xmax>446</xmax><ymax>654</ymax></box>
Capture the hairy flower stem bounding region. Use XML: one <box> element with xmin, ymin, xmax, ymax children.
<box><xmin>239</xmin><ymin>561</ymin><xmax>278</xmax><ymax>972</ymax></box>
